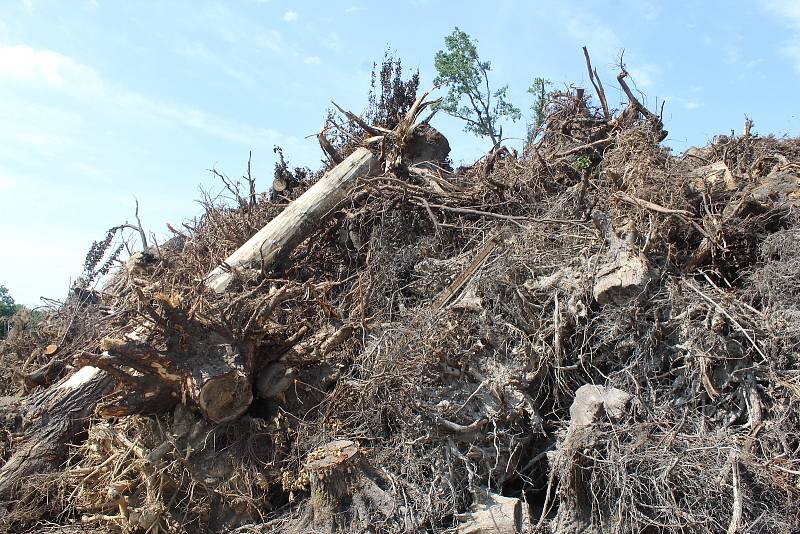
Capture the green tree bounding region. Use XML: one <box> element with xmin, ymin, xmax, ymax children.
<box><xmin>0</xmin><ymin>285</ymin><xmax>16</xmax><ymax>339</ymax></box>
<box><xmin>527</xmin><ymin>77</ymin><xmax>551</xmax><ymax>144</ymax></box>
<box><xmin>433</xmin><ymin>28</ymin><xmax>520</xmax><ymax>147</ymax></box>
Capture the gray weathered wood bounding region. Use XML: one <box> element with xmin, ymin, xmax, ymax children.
<box><xmin>205</xmin><ymin>147</ymin><xmax>379</xmax><ymax>293</ymax></box>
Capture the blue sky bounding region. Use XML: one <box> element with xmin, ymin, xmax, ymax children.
<box><xmin>1</xmin><ymin>0</ymin><xmax>799</xmax><ymax>306</ymax></box>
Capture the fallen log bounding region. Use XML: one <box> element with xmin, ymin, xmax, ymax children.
<box><xmin>0</xmin><ymin>366</ymin><xmax>113</xmax><ymax>497</ymax></box>
<box><xmin>205</xmin><ymin>147</ymin><xmax>380</xmax><ymax>293</ymax></box>
<box><xmin>205</xmin><ymin>122</ymin><xmax>449</xmax><ymax>294</ymax></box>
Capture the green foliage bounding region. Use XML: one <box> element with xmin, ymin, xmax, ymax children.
<box><xmin>527</xmin><ymin>77</ymin><xmax>551</xmax><ymax>144</ymax></box>
<box><xmin>433</xmin><ymin>28</ymin><xmax>520</xmax><ymax>147</ymax></box>
<box><xmin>0</xmin><ymin>285</ymin><xmax>14</xmax><ymax>318</ymax></box>
<box><xmin>0</xmin><ymin>285</ymin><xmax>17</xmax><ymax>339</ymax></box>
<box><xmin>573</xmin><ymin>154</ymin><xmax>593</xmax><ymax>172</ymax></box>
<box><xmin>0</xmin><ymin>286</ymin><xmax>46</xmax><ymax>339</ymax></box>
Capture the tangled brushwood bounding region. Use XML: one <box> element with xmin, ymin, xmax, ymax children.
<box><xmin>2</xmin><ymin>58</ymin><xmax>800</xmax><ymax>534</ymax></box>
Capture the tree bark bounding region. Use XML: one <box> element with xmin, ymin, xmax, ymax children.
<box><xmin>0</xmin><ymin>366</ymin><xmax>113</xmax><ymax>497</ymax></box>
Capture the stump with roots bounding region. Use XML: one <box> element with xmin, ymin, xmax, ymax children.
<box><xmin>298</xmin><ymin>440</ymin><xmax>396</xmax><ymax>533</ymax></box>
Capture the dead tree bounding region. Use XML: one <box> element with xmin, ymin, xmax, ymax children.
<box><xmin>81</xmin><ymin>333</ymin><xmax>255</xmax><ymax>424</ymax></box>
<box><xmin>0</xmin><ymin>94</ymin><xmax>451</xmax><ymax>497</ymax></box>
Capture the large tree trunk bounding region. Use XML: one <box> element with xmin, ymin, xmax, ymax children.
<box><xmin>205</xmin><ymin>147</ymin><xmax>379</xmax><ymax>293</ymax></box>
<box><xmin>0</xmin><ymin>366</ymin><xmax>113</xmax><ymax>497</ymax></box>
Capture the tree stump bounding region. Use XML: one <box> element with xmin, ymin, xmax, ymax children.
<box><xmin>298</xmin><ymin>440</ymin><xmax>395</xmax><ymax>533</ymax></box>
<box><xmin>553</xmin><ymin>385</ymin><xmax>632</xmax><ymax>533</ymax></box>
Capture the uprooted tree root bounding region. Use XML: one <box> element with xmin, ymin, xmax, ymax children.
<box><xmin>2</xmin><ymin>60</ymin><xmax>800</xmax><ymax>533</ymax></box>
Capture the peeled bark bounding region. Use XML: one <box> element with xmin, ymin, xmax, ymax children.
<box><xmin>0</xmin><ymin>366</ymin><xmax>113</xmax><ymax>497</ymax></box>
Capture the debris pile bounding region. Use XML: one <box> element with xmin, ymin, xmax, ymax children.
<box><xmin>2</xmin><ymin>63</ymin><xmax>800</xmax><ymax>534</ymax></box>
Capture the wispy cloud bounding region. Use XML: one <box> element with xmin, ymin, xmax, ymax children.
<box><xmin>762</xmin><ymin>0</ymin><xmax>800</xmax><ymax>72</ymax></box>
<box><xmin>627</xmin><ymin>64</ymin><xmax>661</xmax><ymax>88</ymax></box>
<box><xmin>319</xmin><ymin>31</ymin><xmax>343</xmax><ymax>53</ymax></box>
<box><xmin>665</xmin><ymin>95</ymin><xmax>703</xmax><ymax>111</ymax></box>
<box><xmin>619</xmin><ymin>0</ymin><xmax>661</xmax><ymax>21</ymax></box>
<box><xmin>559</xmin><ymin>9</ymin><xmax>621</xmax><ymax>63</ymax></box>
<box><xmin>303</xmin><ymin>56</ymin><xmax>321</xmax><ymax>65</ymax></box>
<box><xmin>0</xmin><ymin>43</ymin><xmax>298</xmax><ymax>159</ymax></box>
<box><xmin>345</xmin><ymin>6</ymin><xmax>365</xmax><ymax>13</ymax></box>
<box><xmin>0</xmin><ymin>44</ymin><xmax>103</xmax><ymax>94</ymax></box>
<box><xmin>763</xmin><ymin>0</ymin><xmax>800</xmax><ymax>22</ymax></box>
<box><xmin>282</xmin><ymin>10</ymin><xmax>298</xmax><ymax>22</ymax></box>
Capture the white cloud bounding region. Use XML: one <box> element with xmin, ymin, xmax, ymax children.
<box><xmin>345</xmin><ymin>6</ymin><xmax>365</xmax><ymax>12</ymax></box>
<box><xmin>0</xmin><ymin>43</ymin><xmax>299</xmax><ymax>157</ymax></box>
<box><xmin>282</xmin><ymin>10</ymin><xmax>298</xmax><ymax>22</ymax></box>
<box><xmin>0</xmin><ymin>44</ymin><xmax>104</xmax><ymax>96</ymax></box>
<box><xmin>253</xmin><ymin>29</ymin><xmax>288</xmax><ymax>54</ymax></box>
<box><xmin>665</xmin><ymin>96</ymin><xmax>702</xmax><ymax>111</ymax></box>
<box><xmin>762</xmin><ymin>0</ymin><xmax>800</xmax><ymax>72</ymax></box>
<box><xmin>782</xmin><ymin>38</ymin><xmax>800</xmax><ymax>72</ymax></box>
<box><xmin>0</xmin><ymin>171</ymin><xmax>18</xmax><ymax>191</ymax></box>
<box><xmin>320</xmin><ymin>32</ymin><xmax>343</xmax><ymax>53</ymax></box>
<box><xmin>745</xmin><ymin>57</ymin><xmax>765</xmax><ymax>69</ymax></box>
<box><xmin>627</xmin><ymin>64</ymin><xmax>661</xmax><ymax>88</ymax></box>
<box><xmin>303</xmin><ymin>56</ymin><xmax>321</xmax><ymax>65</ymax></box>
<box><xmin>561</xmin><ymin>12</ymin><xmax>621</xmax><ymax>63</ymax></box>
<box><xmin>173</xmin><ymin>40</ymin><xmax>257</xmax><ymax>88</ymax></box>
<box><xmin>174</xmin><ymin>40</ymin><xmax>214</xmax><ymax>61</ymax></box>
<box><xmin>763</xmin><ymin>0</ymin><xmax>800</xmax><ymax>25</ymax></box>
<box><xmin>627</xmin><ymin>0</ymin><xmax>660</xmax><ymax>21</ymax></box>
<box><xmin>20</xmin><ymin>0</ymin><xmax>33</xmax><ymax>13</ymax></box>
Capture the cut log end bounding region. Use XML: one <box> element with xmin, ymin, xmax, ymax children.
<box><xmin>195</xmin><ymin>371</ymin><xmax>253</xmax><ymax>424</ymax></box>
